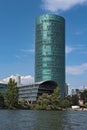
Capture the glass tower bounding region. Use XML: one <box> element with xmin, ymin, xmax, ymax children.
<box><xmin>35</xmin><ymin>14</ymin><xmax>65</xmax><ymax>98</ymax></box>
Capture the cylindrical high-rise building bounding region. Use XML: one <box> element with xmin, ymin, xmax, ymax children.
<box><xmin>35</xmin><ymin>14</ymin><xmax>65</xmax><ymax>98</ymax></box>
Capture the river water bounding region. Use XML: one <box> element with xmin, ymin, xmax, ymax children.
<box><xmin>0</xmin><ymin>110</ymin><xmax>87</xmax><ymax>130</ymax></box>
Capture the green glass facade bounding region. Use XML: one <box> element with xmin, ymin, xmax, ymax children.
<box><xmin>35</xmin><ymin>14</ymin><xmax>65</xmax><ymax>98</ymax></box>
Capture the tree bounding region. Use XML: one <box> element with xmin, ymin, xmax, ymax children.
<box><xmin>19</xmin><ymin>98</ymin><xmax>30</xmax><ymax>109</ymax></box>
<box><xmin>71</xmin><ymin>95</ymin><xmax>79</xmax><ymax>105</ymax></box>
<box><xmin>36</xmin><ymin>93</ymin><xmax>51</xmax><ymax>110</ymax></box>
<box><xmin>80</xmin><ymin>90</ymin><xmax>87</xmax><ymax>103</ymax></box>
<box><xmin>5</xmin><ymin>78</ymin><xmax>18</xmax><ymax>109</ymax></box>
<box><xmin>51</xmin><ymin>87</ymin><xmax>61</xmax><ymax>110</ymax></box>
<box><xmin>36</xmin><ymin>87</ymin><xmax>61</xmax><ymax>110</ymax></box>
<box><xmin>65</xmin><ymin>95</ymin><xmax>72</xmax><ymax>106</ymax></box>
<box><xmin>60</xmin><ymin>99</ymin><xmax>70</xmax><ymax>108</ymax></box>
<box><xmin>0</xmin><ymin>93</ymin><xmax>5</xmax><ymax>108</ymax></box>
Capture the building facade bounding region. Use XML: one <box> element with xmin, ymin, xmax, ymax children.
<box><xmin>15</xmin><ymin>74</ymin><xmax>21</xmax><ymax>85</ymax></box>
<box><xmin>0</xmin><ymin>82</ymin><xmax>8</xmax><ymax>94</ymax></box>
<box><xmin>35</xmin><ymin>14</ymin><xmax>65</xmax><ymax>98</ymax></box>
<box><xmin>71</xmin><ymin>89</ymin><xmax>80</xmax><ymax>96</ymax></box>
<box><xmin>18</xmin><ymin>81</ymin><xmax>57</xmax><ymax>103</ymax></box>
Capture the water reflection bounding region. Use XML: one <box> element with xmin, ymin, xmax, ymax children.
<box><xmin>0</xmin><ymin>110</ymin><xmax>87</xmax><ymax>130</ymax></box>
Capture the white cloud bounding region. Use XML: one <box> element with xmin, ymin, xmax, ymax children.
<box><xmin>42</xmin><ymin>0</ymin><xmax>87</xmax><ymax>12</ymax></box>
<box><xmin>15</xmin><ymin>55</ymin><xmax>22</xmax><ymax>60</ymax></box>
<box><xmin>1</xmin><ymin>75</ymin><xmax>34</xmax><ymax>85</ymax></box>
<box><xmin>66</xmin><ymin>46</ymin><xmax>73</xmax><ymax>54</ymax></box>
<box><xmin>66</xmin><ymin>44</ymin><xmax>87</xmax><ymax>55</ymax></box>
<box><xmin>2</xmin><ymin>75</ymin><xmax>15</xmax><ymax>83</ymax></box>
<box><xmin>74</xmin><ymin>31</ymin><xmax>83</xmax><ymax>35</ymax></box>
<box><xmin>21</xmin><ymin>49</ymin><xmax>34</xmax><ymax>53</ymax></box>
<box><xmin>66</xmin><ymin>63</ymin><xmax>87</xmax><ymax>75</ymax></box>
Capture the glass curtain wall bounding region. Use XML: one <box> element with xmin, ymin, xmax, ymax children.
<box><xmin>35</xmin><ymin>14</ymin><xmax>65</xmax><ymax>98</ymax></box>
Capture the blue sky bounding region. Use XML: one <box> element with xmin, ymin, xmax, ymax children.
<box><xmin>0</xmin><ymin>0</ymin><xmax>87</xmax><ymax>89</ymax></box>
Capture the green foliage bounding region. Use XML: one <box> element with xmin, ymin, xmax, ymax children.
<box><xmin>19</xmin><ymin>99</ymin><xmax>30</xmax><ymax>109</ymax></box>
<box><xmin>83</xmin><ymin>103</ymin><xmax>87</xmax><ymax>108</ymax></box>
<box><xmin>65</xmin><ymin>95</ymin><xmax>72</xmax><ymax>106</ymax></box>
<box><xmin>50</xmin><ymin>87</ymin><xmax>61</xmax><ymax>110</ymax></box>
<box><xmin>65</xmin><ymin>95</ymin><xmax>79</xmax><ymax>106</ymax></box>
<box><xmin>29</xmin><ymin>104</ymin><xmax>36</xmax><ymax>110</ymax></box>
<box><xmin>5</xmin><ymin>78</ymin><xmax>18</xmax><ymax>109</ymax></box>
<box><xmin>80</xmin><ymin>90</ymin><xmax>87</xmax><ymax>103</ymax></box>
<box><xmin>71</xmin><ymin>95</ymin><xmax>79</xmax><ymax>105</ymax></box>
<box><xmin>0</xmin><ymin>93</ymin><xmax>5</xmax><ymax>108</ymax></box>
<box><xmin>36</xmin><ymin>87</ymin><xmax>61</xmax><ymax>110</ymax></box>
<box><xmin>60</xmin><ymin>99</ymin><xmax>70</xmax><ymax>108</ymax></box>
<box><xmin>19</xmin><ymin>98</ymin><xmax>27</xmax><ymax>106</ymax></box>
<box><xmin>36</xmin><ymin>93</ymin><xmax>51</xmax><ymax>110</ymax></box>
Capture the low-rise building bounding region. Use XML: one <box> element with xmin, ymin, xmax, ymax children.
<box><xmin>18</xmin><ymin>80</ymin><xmax>57</xmax><ymax>103</ymax></box>
<box><xmin>0</xmin><ymin>80</ymin><xmax>57</xmax><ymax>103</ymax></box>
<box><xmin>0</xmin><ymin>82</ymin><xmax>8</xmax><ymax>94</ymax></box>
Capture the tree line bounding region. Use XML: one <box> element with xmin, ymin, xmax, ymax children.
<box><xmin>0</xmin><ymin>78</ymin><xmax>87</xmax><ymax>110</ymax></box>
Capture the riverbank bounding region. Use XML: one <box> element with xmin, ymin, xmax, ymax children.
<box><xmin>0</xmin><ymin>107</ymin><xmax>87</xmax><ymax>111</ymax></box>
<box><xmin>65</xmin><ymin>108</ymin><xmax>87</xmax><ymax>111</ymax></box>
